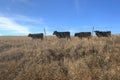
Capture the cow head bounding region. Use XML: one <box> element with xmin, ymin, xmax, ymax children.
<box><xmin>53</xmin><ymin>31</ymin><xmax>58</xmax><ymax>35</ymax></box>
<box><xmin>28</xmin><ymin>33</ymin><xmax>32</xmax><ymax>37</ymax></box>
<box><xmin>94</xmin><ymin>31</ymin><xmax>100</xmax><ymax>33</ymax></box>
<box><xmin>74</xmin><ymin>33</ymin><xmax>79</xmax><ymax>37</ymax></box>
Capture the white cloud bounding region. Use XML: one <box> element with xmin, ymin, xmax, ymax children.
<box><xmin>1</xmin><ymin>14</ymin><xmax>45</xmax><ymax>24</ymax></box>
<box><xmin>14</xmin><ymin>15</ymin><xmax>44</xmax><ymax>24</ymax></box>
<box><xmin>0</xmin><ymin>14</ymin><xmax>49</xmax><ymax>35</ymax></box>
<box><xmin>0</xmin><ymin>16</ymin><xmax>30</xmax><ymax>35</ymax></box>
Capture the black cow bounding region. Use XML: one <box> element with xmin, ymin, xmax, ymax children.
<box><xmin>53</xmin><ymin>31</ymin><xmax>70</xmax><ymax>39</ymax></box>
<box><xmin>94</xmin><ymin>31</ymin><xmax>111</xmax><ymax>37</ymax></box>
<box><xmin>74</xmin><ymin>32</ymin><xmax>91</xmax><ymax>39</ymax></box>
<box><xmin>28</xmin><ymin>33</ymin><xmax>44</xmax><ymax>40</ymax></box>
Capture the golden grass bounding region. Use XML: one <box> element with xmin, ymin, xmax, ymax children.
<box><xmin>0</xmin><ymin>36</ymin><xmax>120</xmax><ymax>80</ymax></box>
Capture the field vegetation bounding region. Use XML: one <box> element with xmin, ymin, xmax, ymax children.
<box><xmin>0</xmin><ymin>35</ymin><xmax>120</xmax><ymax>80</ymax></box>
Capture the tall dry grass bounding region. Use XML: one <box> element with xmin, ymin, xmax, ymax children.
<box><xmin>0</xmin><ymin>36</ymin><xmax>120</xmax><ymax>80</ymax></box>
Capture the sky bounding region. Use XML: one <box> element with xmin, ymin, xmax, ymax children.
<box><xmin>0</xmin><ymin>0</ymin><xmax>120</xmax><ymax>36</ymax></box>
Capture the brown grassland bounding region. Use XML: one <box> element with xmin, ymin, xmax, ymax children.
<box><xmin>0</xmin><ymin>35</ymin><xmax>120</xmax><ymax>80</ymax></box>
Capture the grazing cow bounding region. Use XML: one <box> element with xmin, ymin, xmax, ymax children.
<box><xmin>53</xmin><ymin>31</ymin><xmax>70</xmax><ymax>39</ymax></box>
<box><xmin>28</xmin><ymin>33</ymin><xmax>44</xmax><ymax>40</ymax></box>
<box><xmin>94</xmin><ymin>31</ymin><xmax>111</xmax><ymax>37</ymax></box>
<box><xmin>74</xmin><ymin>32</ymin><xmax>91</xmax><ymax>39</ymax></box>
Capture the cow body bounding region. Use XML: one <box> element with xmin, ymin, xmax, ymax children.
<box><xmin>74</xmin><ymin>32</ymin><xmax>91</xmax><ymax>39</ymax></box>
<box><xmin>53</xmin><ymin>31</ymin><xmax>70</xmax><ymax>39</ymax></box>
<box><xmin>28</xmin><ymin>33</ymin><xmax>44</xmax><ymax>40</ymax></box>
<box><xmin>94</xmin><ymin>31</ymin><xmax>111</xmax><ymax>37</ymax></box>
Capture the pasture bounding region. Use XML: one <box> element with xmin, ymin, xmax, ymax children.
<box><xmin>0</xmin><ymin>35</ymin><xmax>120</xmax><ymax>80</ymax></box>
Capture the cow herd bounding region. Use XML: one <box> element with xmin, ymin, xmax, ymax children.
<box><xmin>28</xmin><ymin>31</ymin><xmax>111</xmax><ymax>40</ymax></box>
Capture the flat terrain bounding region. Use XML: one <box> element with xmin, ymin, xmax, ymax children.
<box><xmin>0</xmin><ymin>36</ymin><xmax>120</xmax><ymax>80</ymax></box>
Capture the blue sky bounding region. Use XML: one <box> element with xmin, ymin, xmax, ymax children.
<box><xmin>0</xmin><ymin>0</ymin><xmax>120</xmax><ymax>36</ymax></box>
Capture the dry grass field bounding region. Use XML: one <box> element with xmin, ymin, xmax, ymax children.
<box><xmin>0</xmin><ymin>35</ymin><xmax>120</xmax><ymax>80</ymax></box>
